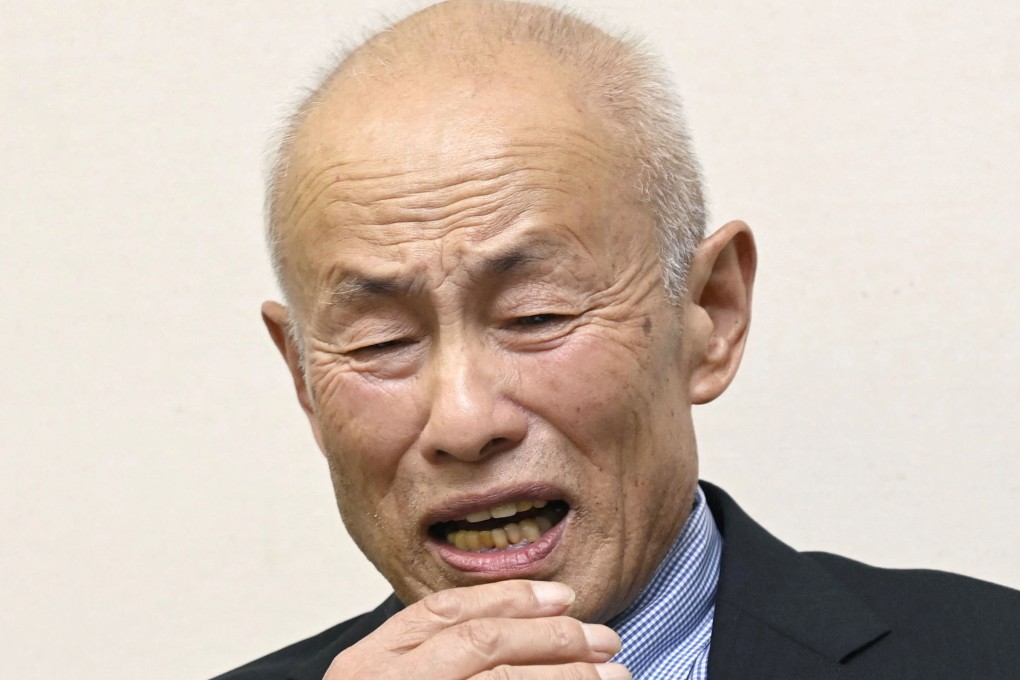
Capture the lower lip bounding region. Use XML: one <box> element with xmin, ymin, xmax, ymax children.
<box><xmin>429</xmin><ymin>513</ymin><xmax>570</xmax><ymax>576</ymax></box>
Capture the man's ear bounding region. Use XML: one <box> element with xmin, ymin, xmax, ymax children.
<box><xmin>683</xmin><ymin>220</ymin><xmax>757</xmax><ymax>405</ymax></box>
<box><xmin>261</xmin><ymin>301</ymin><xmax>318</xmax><ymax>426</ymax></box>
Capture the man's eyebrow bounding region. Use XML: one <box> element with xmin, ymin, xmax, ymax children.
<box><xmin>324</xmin><ymin>241</ymin><xmax>563</xmax><ymax>306</ymax></box>
<box><xmin>326</xmin><ymin>274</ymin><xmax>419</xmax><ymax>306</ymax></box>
<box><xmin>482</xmin><ymin>250</ymin><xmax>543</xmax><ymax>276</ymax></box>
<box><xmin>479</xmin><ymin>241</ymin><xmax>560</xmax><ymax>277</ymax></box>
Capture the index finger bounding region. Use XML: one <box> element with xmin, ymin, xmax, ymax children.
<box><xmin>377</xmin><ymin>580</ymin><xmax>576</xmax><ymax>653</ymax></box>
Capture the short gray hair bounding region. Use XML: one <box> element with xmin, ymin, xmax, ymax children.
<box><xmin>265</xmin><ymin>0</ymin><xmax>706</xmax><ymax>313</ymax></box>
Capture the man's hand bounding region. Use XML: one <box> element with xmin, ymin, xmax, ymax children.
<box><xmin>324</xmin><ymin>580</ymin><xmax>630</xmax><ymax>679</ymax></box>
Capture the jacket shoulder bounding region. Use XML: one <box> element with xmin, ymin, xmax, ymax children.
<box><xmin>701</xmin><ymin>481</ymin><xmax>1020</xmax><ymax>678</ymax></box>
<box><xmin>808</xmin><ymin>550</ymin><xmax>1020</xmax><ymax>629</ymax></box>
<box><xmin>807</xmin><ymin>554</ymin><xmax>1020</xmax><ymax>676</ymax></box>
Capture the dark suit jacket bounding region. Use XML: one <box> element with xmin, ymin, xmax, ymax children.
<box><xmin>213</xmin><ymin>482</ymin><xmax>1020</xmax><ymax>679</ymax></box>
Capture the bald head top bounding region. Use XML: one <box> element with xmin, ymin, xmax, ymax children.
<box><xmin>267</xmin><ymin>0</ymin><xmax>706</xmax><ymax>313</ymax></box>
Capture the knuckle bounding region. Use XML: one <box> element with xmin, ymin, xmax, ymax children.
<box><xmin>420</xmin><ymin>588</ymin><xmax>463</xmax><ymax>623</ymax></box>
<box><xmin>547</xmin><ymin>617</ymin><xmax>584</xmax><ymax>653</ymax></box>
<box><xmin>508</xmin><ymin>579</ymin><xmax>536</xmax><ymax>600</ymax></box>
<box><xmin>372</xmin><ymin>613</ymin><xmax>428</xmax><ymax>653</ymax></box>
<box><xmin>378</xmin><ymin>621</ymin><xmax>423</xmax><ymax>654</ymax></box>
<box><xmin>459</xmin><ymin>618</ymin><xmax>503</xmax><ymax>657</ymax></box>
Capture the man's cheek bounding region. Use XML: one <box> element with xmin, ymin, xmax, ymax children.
<box><xmin>317</xmin><ymin>377</ymin><xmax>424</xmax><ymax>483</ymax></box>
<box><xmin>523</xmin><ymin>336</ymin><xmax>646</xmax><ymax>430</ymax></box>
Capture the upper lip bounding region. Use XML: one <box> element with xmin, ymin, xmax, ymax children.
<box><xmin>422</xmin><ymin>482</ymin><xmax>570</xmax><ymax>529</ymax></box>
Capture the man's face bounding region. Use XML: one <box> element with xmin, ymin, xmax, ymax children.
<box><xmin>275</xmin><ymin>56</ymin><xmax>702</xmax><ymax>623</ymax></box>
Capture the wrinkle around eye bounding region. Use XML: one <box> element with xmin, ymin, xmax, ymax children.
<box><xmin>497</xmin><ymin>312</ymin><xmax>581</xmax><ymax>351</ymax></box>
<box><xmin>509</xmin><ymin>313</ymin><xmax>570</xmax><ymax>327</ymax></box>
<box><xmin>343</xmin><ymin>336</ymin><xmax>429</xmax><ymax>379</ymax></box>
<box><xmin>348</xmin><ymin>337</ymin><xmax>419</xmax><ymax>356</ymax></box>
<box><xmin>306</xmin><ymin>326</ymin><xmax>425</xmax><ymax>374</ymax></box>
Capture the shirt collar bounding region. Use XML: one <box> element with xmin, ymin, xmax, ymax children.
<box><xmin>607</xmin><ymin>483</ymin><xmax>722</xmax><ymax>674</ymax></box>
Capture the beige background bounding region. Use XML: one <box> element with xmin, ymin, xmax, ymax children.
<box><xmin>2</xmin><ymin>1</ymin><xmax>1018</xmax><ymax>678</ymax></box>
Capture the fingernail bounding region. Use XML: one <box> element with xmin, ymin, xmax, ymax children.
<box><xmin>530</xmin><ymin>581</ymin><xmax>575</xmax><ymax>606</ymax></box>
<box><xmin>583</xmin><ymin>624</ymin><xmax>622</xmax><ymax>655</ymax></box>
<box><xmin>596</xmin><ymin>663</ymin><xmax>631</xmax><ymax>679</ymax></box>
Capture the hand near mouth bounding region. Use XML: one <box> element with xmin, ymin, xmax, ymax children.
<box><xmin>323</xmin><ymin>580</ymin><xmax>630</xmax><ymax>679</ymax></box>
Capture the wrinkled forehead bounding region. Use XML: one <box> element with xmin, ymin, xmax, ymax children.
<box><xmin>275</xmin><ymin>55</ymin><xmax>644</xmax><ymax>308</ymax></box>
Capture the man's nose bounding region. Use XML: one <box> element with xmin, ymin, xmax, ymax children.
<box><xmin>418</xmin><ymin>337</ymin><xmax>527</xmax><ymax>463</ymax></box>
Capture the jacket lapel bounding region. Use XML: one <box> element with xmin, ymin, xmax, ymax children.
<box><xmin>701</xmin><ymin>482</ymin><xmax>890</xmax><ymax>679</ymax></box>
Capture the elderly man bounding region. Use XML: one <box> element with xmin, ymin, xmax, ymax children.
<box><xmin>216</xmin><ymin>1</ymin><xmax>1020</xmax><ymax>678</ymax></box>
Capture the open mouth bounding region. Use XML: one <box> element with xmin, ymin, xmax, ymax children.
<box><xmin>429</xmin><ymin>499</ymin><xmax>570</xmax><ymax>553</ymax></box>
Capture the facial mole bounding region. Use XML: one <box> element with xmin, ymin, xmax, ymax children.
<box><xmin>643</xmin><ymin>318</ymin><xmax>653</xmax><ymax>336</ymax></box>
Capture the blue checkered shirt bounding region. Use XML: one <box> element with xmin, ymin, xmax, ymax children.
<box><xmin>607</xmin><ymin>484</ymin><xmax>722</xmax><ymax>679</ymax></box>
